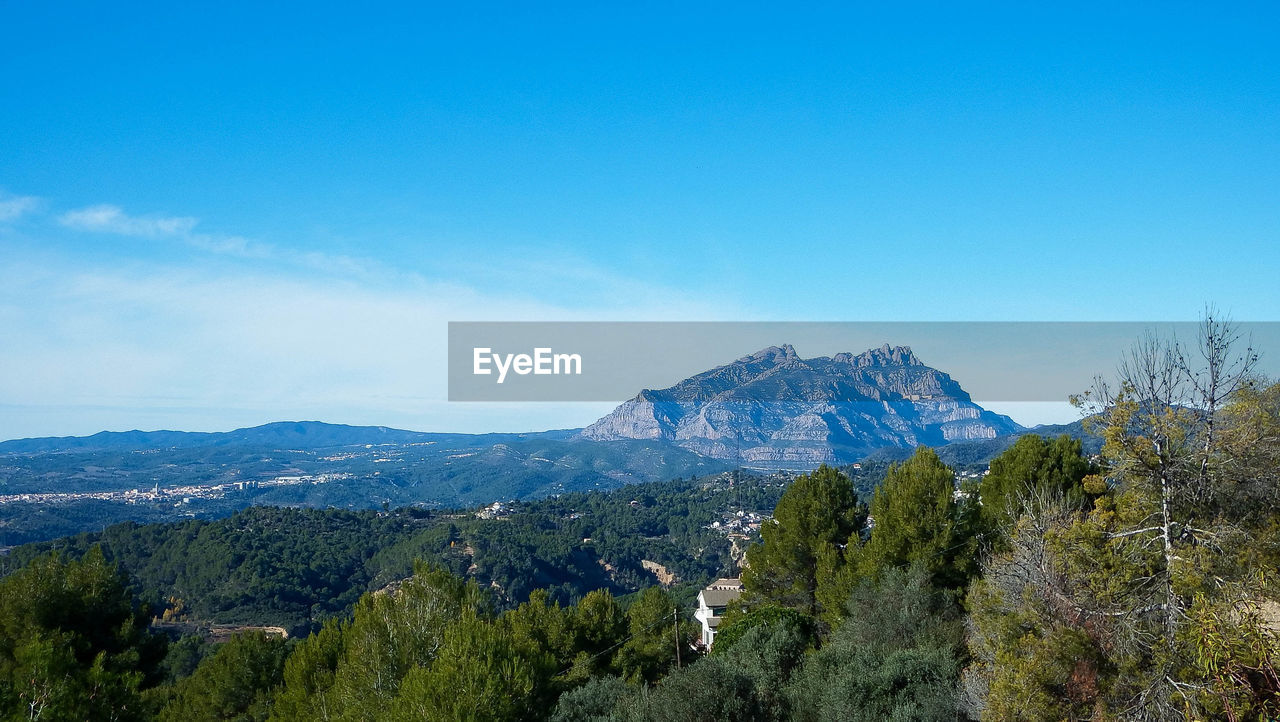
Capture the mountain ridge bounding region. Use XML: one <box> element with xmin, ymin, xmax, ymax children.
<box><xmin>581</xmin><ymin>343</ymin><xmax>1023</xmax><ymax>464</ymax></box>
<box><xmin>0</xmin><ymin>421</ymin><xmax>578</xmax><ymax>455</ymax></box>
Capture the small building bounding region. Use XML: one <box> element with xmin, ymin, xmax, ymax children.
<box><xmin>475</xmin><ymin>501</ymin><xmax>512</xmax><ymax>520</ymax></box>
<box><xmin>694</xmin><ymin>578</ymin><xmax>743</xmax><ymax>647</ymax></box>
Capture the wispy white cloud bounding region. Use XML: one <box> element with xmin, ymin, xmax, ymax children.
<box><xmin>187</xmin><ymin>233</ymin><xmax>273</xmax><ymax>259</ymax></box>
<box><xmin>0</xmin><ymin>192</ymin><xmax>41</xmax><ymax>222</ymax></box>
<box><xmin>55</xmin><ymin>202</ymin><xmax>377</xmax><ymax>274</ymax></box>
<box><xmin>59</xmin><ymin>203</ymin><xmax>199</xmax><ymax>237</ymax></box>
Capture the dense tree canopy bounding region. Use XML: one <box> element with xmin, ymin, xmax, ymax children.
<box><xmin>857</xmin><ymin>446</ymin><xmax>972</xmax><ymax>589</ymax></box>
<box><xmin>155</xmin><ymin>631</ymin><xmax>288</xmax><ymax>722</ymax></box>
<box><xmin>741</xmin><ymin>465</ymin><xmax>865</xmax><ymax>619</ymax></box>
<box><xmin>0</xmin><ymin>546</ymin><xmax>165</xmax><ymax>721</ymax></box>
<box><xmin>787</xmin><ymin>565</ymin><xmax>965</xmax><ymax>722</ymax></box>
<box><xmin>978</xmin><ymin>433</ymin><xmax>1094</xmax><ymax>530</ymax></box>
<box><xmin>5</xmin><ymin>473</ymin><xmax>785</xmax><ymax>636</ymax></box>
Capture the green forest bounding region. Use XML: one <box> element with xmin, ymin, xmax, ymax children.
<box><xmin>3</xmin><ymin>321</ymin><xmax>1280</xmax><ymax>720</ymax></box>
<box><xmin>3</xmin><ymin>471</ymin><xmax>792</xmax><ymax>635</ymax></box>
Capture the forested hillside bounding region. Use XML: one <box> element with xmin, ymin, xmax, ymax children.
<box><xmin>3</xmin><ymin>472</ymin><xmax>787</xmax><ymax>635</ymax></box>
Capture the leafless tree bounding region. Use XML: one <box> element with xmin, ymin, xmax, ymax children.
<box><xmin>1077</xmin><ymin>310</ymin><xmax>1258</xmax><ymax>719</ymax></box>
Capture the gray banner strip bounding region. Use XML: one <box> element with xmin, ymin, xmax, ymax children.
<box><xmin>447</xmin><ymin>322</ymin><xmax>1280</xmax><ymax>402</ymax></box>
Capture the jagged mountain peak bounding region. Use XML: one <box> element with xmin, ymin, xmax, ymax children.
<box><xmin>740</xmin><ymin>344</ymin><xmax>800</xmax><ymax>364</ymax></box>
<box><xmin>833</xmin><ymin>343</ymin><xmax>922</xmax><ymax>367</ymax></box>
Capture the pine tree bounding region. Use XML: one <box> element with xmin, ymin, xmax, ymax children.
<box><xmin>978</xmin><ymin>433</ymin><xmax>1094</xmax><ymax>532</ymax></box>
<box><xmin>0</xmin><ymin>546</ymin><xmax>164</xmax><ymax>721</ymax></box>
<box><xmin>857</xmin><ymin>447</ymin><xmax>970</xmax><ymax>590</ymax></box>
<box><xmin>741</xmin><ymin>465</ymin><xmax>865</xmax><ymax>619</ymax></box>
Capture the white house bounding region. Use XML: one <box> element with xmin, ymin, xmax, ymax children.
<box><xmin>694</xmin><ymin>577</ymin><xmax>743</xmax><ymax>647</ymax></box>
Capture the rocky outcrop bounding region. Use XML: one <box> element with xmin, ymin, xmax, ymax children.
<box><xmin>641</xmin><ymin>560</ymin><xmax>679</xmax><ymax>586</ymax></box>
<box><xmin>580</xmin><ymin>344</ymin><xmax>1021</xmax><ymax>465</ymax></box>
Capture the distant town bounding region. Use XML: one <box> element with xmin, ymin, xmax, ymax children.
<box><xmin>0</xmin><ymin>472</ymin><xmax>354</xmax><ymax>508</ymax></box>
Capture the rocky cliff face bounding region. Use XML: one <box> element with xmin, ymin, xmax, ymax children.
<box><xmin>579</xmin><ymin>344</ymin><xmax>1022</xmax><ymax>466</ymax></box>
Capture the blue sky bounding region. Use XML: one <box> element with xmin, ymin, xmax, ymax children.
<box><xmin>2</xmin><ymin>2</ymin><xmax>1278</xmax><ymax>439</ymax></box>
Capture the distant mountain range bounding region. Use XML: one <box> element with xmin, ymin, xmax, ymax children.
<box><xmin>1</xmin><ymin>343</ymin><xmax>1098</xmax><ymax>545</ymax></box>
<box><xmin>0</xmin><ymin>421</ymin><xmax>575</xmax><ymax>455</ymax></box>
<box><xmin>581</xmin><ymin>344</ymin><xmax>1023</xmax><ymax>465</ymax></box>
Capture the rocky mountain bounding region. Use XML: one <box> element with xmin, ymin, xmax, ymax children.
<box><xmin>580</xmin><ymin>343</ymin><xmax>1023</xmax><ymax>465</ymax></box>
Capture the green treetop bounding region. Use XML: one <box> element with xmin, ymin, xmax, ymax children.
<box><xmin>741</xmin><ymin>465</ymin><xmax>866</xmax><ymax>619</ymax></box>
